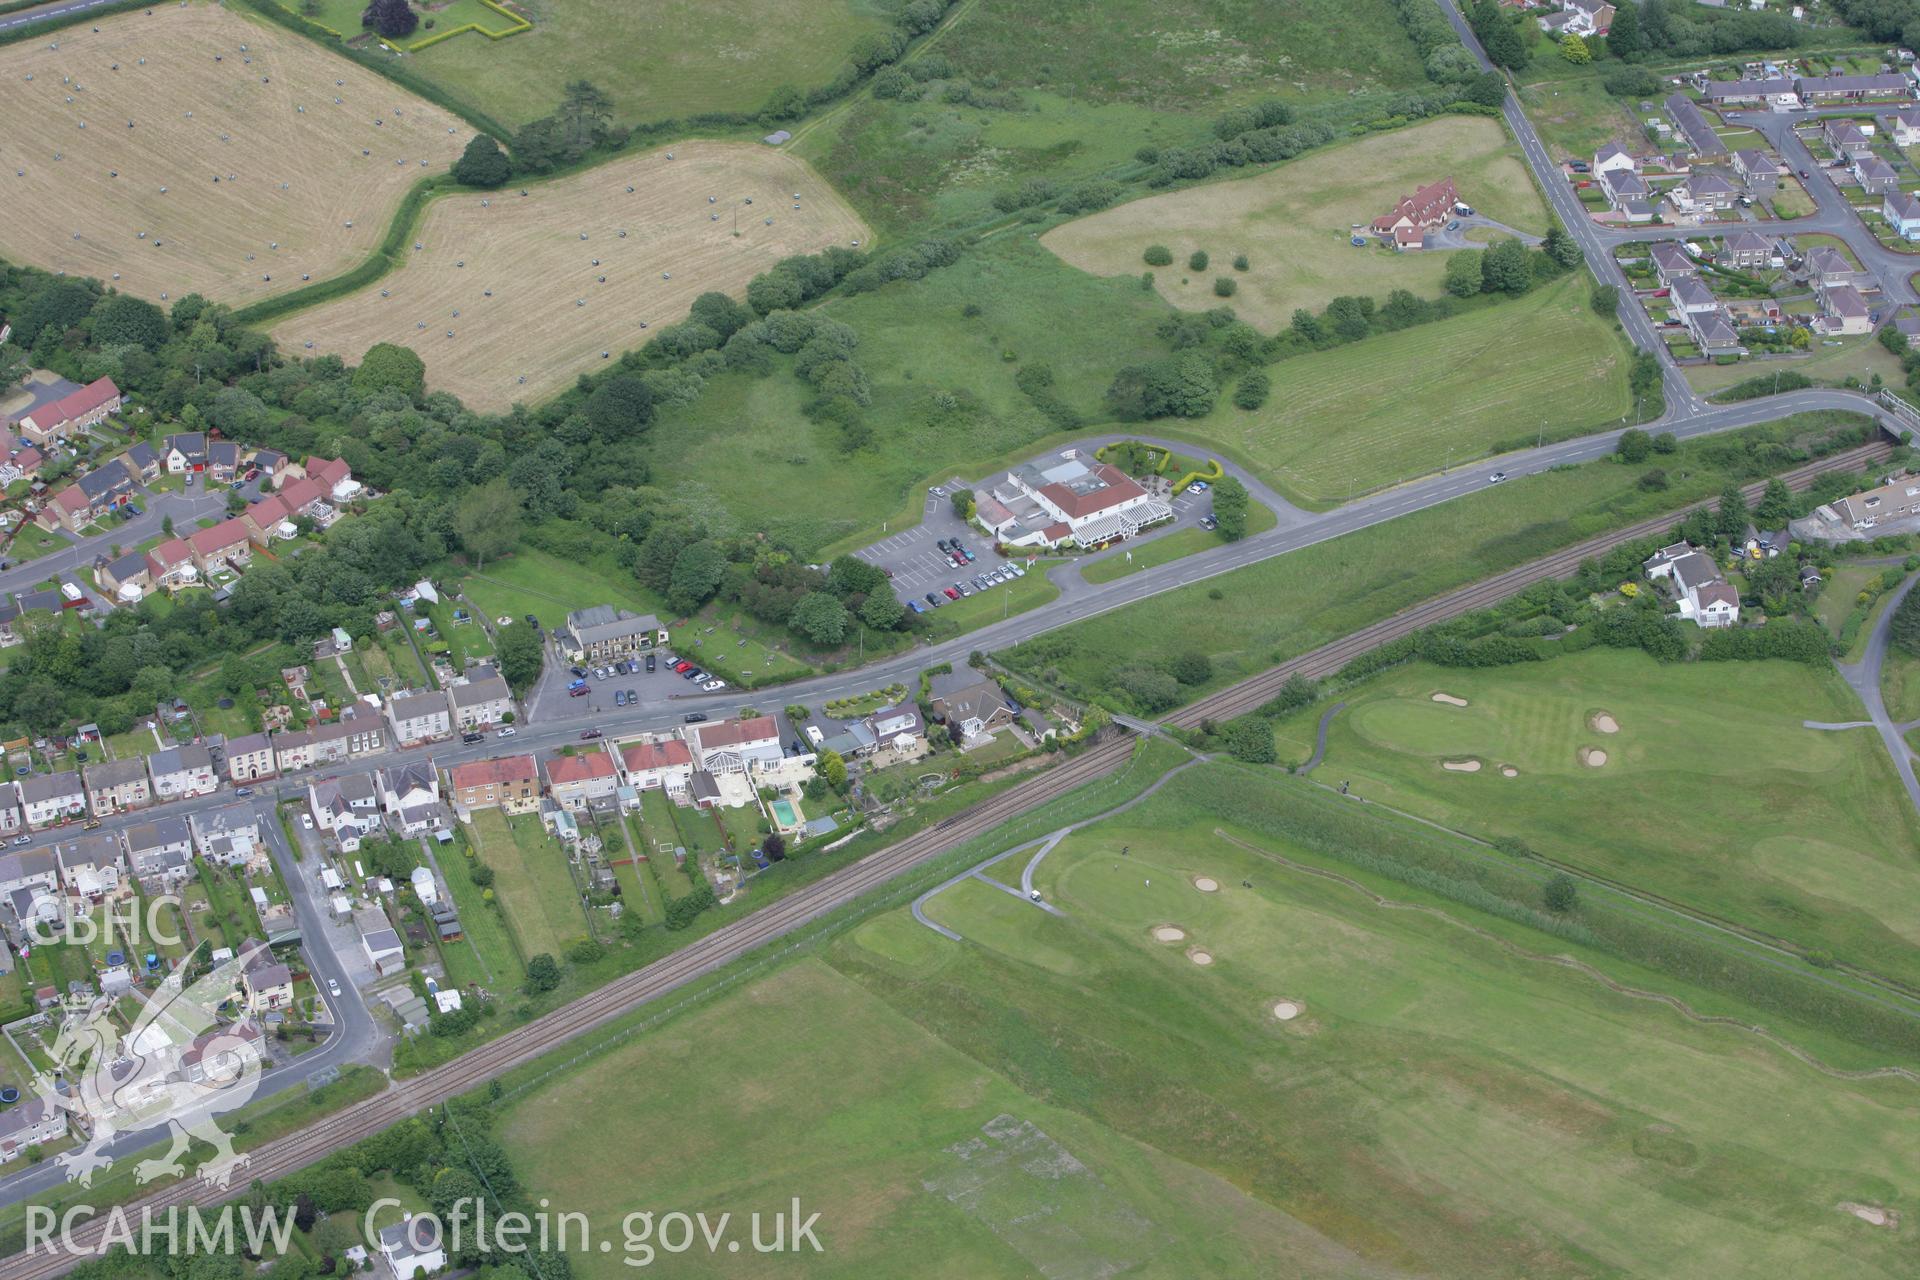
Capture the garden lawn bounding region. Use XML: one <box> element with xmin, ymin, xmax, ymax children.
<box><xmin>440</xmin><ymin>828</ymin><xmax>524</xmax><ymax>987</ymax></box>
<box><xmin>1174</xmin><ymin>276</ymin><xmax>1634</xmax><ymax>505</ymax></box>
<box><xmin>467</xmin><ymin>809</ymin><xmax>585</xmax><ymax>960</ymax></box>
<box><xmin>1041</xmin><ymin>116</ymin><xmax>1551</xmax><ymax>331</ymax></box>
<box><xmin>1273</xmin><ymin>651</ymin><xmax>1920</xmax><ymax>990</ymax></box>
<box><xmin>498</xmin><ymin>761</ymin><xmax>1920</xmax><ymax>1280</ymax></box>
<box><xmin>998</xmin><ymin>414</ymin><xmax>1872</xmax><ymax>708</ymax></box>
<box><xmin>1690</xmin><ymin>337</ymin><xmax>1904</xmax><ymax>396</ymax></box>
<box><xmin>1080</xmin><ymin>503</ymin><xmax>1279</xmax><ymax>584</ymax></box>
<box><xmin>402</xmin><ymin>0</ymin><xmax>891</xmax><ymax>128</ymax></box>
<box><xmin>632</xmin><ymin>800</ymin><xmax>696</xmax><ymax>898</ymax></box>
<box><xmin>7</xmin><ymin>523</ymin><xmax>66</xmax><ymax>563</ymax></box>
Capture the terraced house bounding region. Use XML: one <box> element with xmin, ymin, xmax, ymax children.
<box><xmin>272</xmin><ymin>705</ymin><xmax>385</xmax><ymax>772</ymax></box>
<box><xmin>559</xmin><ymin>605</ymin><xmax>666</xmax><ymax>664</ymax></box>
<box><xmin>545</xmin><ymin>750</ymin><xmax>618</xmax><ymax>811</ymax></box>
<box><xmin>11</xmin><ymin>376</ymin><xmax>120</xmax><ymax>446</ymax></box>
<box><xmin>124</xmin><ymin>815</ymin><xmax>194</xmax><ymax>892</ymax></box>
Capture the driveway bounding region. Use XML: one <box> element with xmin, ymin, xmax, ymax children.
<box><xmin>1832</xmin><ymin>570</ymin><xmax>1920</xmax><ymax>816</ymax></box>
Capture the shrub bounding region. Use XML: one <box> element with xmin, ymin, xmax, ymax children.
<box><xmin>1143</xmin><ymin>244</ymin><xmax>1173</xmax><ymax>266</ymax></box>
<box><xmin>1543</xmin><ymin>873</ymin><xmax>1578</xmax><ymax>913</ymax></box>
<box><xmin>1233</xmin><ymin>371</ymin><xmax>1270</xmax><ymax>411</ymax></box>
<box><xmin>1233</xmin><ymin>253</ymin><xmax>1250</xmax><ymax>271</ymax></box>
<box><xmin>1615</xmin><ymin>428</ymin><xmax>1652</xmax><ymax>463</ymax></box>
<box><xmin>1213</xmin><ymin>276</ymin><xmax>1238</xmax><ymax>297</ymax></box>
<box><xmin>1188</xmin><ymin>249</ymin><xmax>1210</xmax><ymax>271</ymax></box>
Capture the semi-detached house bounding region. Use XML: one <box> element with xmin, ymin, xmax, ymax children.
<box><xmin>618</xmin><ymin>738</ymin><xmax>694</xmax><ymax>793</ymax></box>
<box><xmin>124</xmin><ymin>815</ymin><xmax>194</xmax><ymax>892</ymax></box>
<box><xmin>188</xmin><ymin>518</ymin><xmax>252</xmax><ymax>573</ymax></box>
<box><xmin>449</xmin><ymin>668</ymin><xmax>514</xmax><ymax>728</ymax></box>
<box><xmin>19</xmin><ymin>771</ymin><xmax>84</xmax><ymax>829</ymax></box>
<box><xmin>225</xmin><ymin>732</ymin><xmax>277</xmax><ymax>783</ymax></box>
<box><xmin>385</xmin><ymin>690</ymin><xmax>452</xmax><ymax>747</ymax></box>
<box><xmin>84</xmin><ymin>757</ymin><xmax>151</xmax><ymax>816</ymax></box>
<box><xmin>145</xmin><ymin>743</ymin><xmax>217</xmax><ymax>801</ymax></box>
<box><xmin>545</xmin><ymin>751</ymin><xmax>618</xmax><ymax>811</ymax></box>
<box><xmin>448</xmin><ymin>754</ymin><xmax>540</xmax><ymax>815</ymax></box>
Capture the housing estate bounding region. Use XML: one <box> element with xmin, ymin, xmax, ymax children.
<box><xmin>10</xmin><ymin>377</ymin><xmax>120</xmax><ymax>446</ymax></box>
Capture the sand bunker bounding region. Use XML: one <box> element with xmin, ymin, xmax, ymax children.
<box><xmin>1152</xmin><ymin>925</ymin><xmax>1187</xmax><ymax>944</ymax></box>
<box><xmin>1578</xmin><ymin>747</ymin><xmax>1608</xmax><ymax>768</ymax></box>
<box><xmin>1187</xmin><ymin>948</ymin><xmax>1214</xmax><ymax>966</ymax></box>
<box><xmin>1839</xmin><ymin>1202</ymin><xmax>1897</xmax><ymax>1228</ymax></box>
<box><xmin>1442</xmin><ymin>758</ymin><xmax>1482</xmax><ymax>773</ymax></box>
<box><xmin>1589</xmin><ymin>711</ymin><xmax>1620</xmax><ymax>734</ymax></box>
<box><xmin>1430</xmin><ymin>692</ymin><xmax>1470</xmax><ymax>707</ymax></box>
<box><xmin>1192</xmin><ymin>876</ymin><xmax>1220</xmax><ymax>893</ymax></box>
<box><xmin>1501</xmin><ymin>765</ymin><xmax>1519</xmax><ymax>778</ymax></box>
<box><xmin>1272</xmin><ymin>1000</ymin><xmax>1303</xmax><ymax>1021</ymax></box>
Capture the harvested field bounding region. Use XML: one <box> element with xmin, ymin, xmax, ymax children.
<box><xmin>273</xmin><ymin>140</ymin><xmax>868</xmax><ymax>409</ymax></box>
<box><xmin>0</xmin><ymin>3</ymin><xmax>466</xmax><ymax>306</ymax></box>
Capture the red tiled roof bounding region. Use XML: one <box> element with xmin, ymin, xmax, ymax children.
<box><xmin>16</xmin><ymin>377</ymin><xmax>119</xmax><ymax>430</ymax></box>
<box><xmin>621</xmin><ymin>739</ymin><xmax>692</xmax><ymax>772</ymax></box>
<box><xmin>693</xmin><ymin>716</ymin><xmax>779</xmax><ymax>750</ymax></box>
<box><xmin>449</xmin><ymin>754</ymin><xmax>537</xmax><ymax>790</ymax></box>
<box><xmin>188</xmin><ymin>517</ymin><xmax>250</xmax><ymax>556</ymax></box>
<box><xmin>545</xmin><ymin>752</ymin><xmax>616</xmax><ymax>785</ymax></box>
<box><xmin>147</xmin><ymin>537</ymin><xmax>192</xmax><ymax>569</ymax></box>
<box><xmin>1038</xmin><ymin>462</ymin><xmax>1146</xmax><ymax>520</ymax></box>
<box><xmin>51</xmin><ymin>487</ymin><xmax>85</xmax><ymax>514</ymax></box>
<box><xmin>14</xmin><ymin>447</ymin><xmax>41</xmax><ymax>472</ymax></box>
<box><xmin>305</xmin><ymin>457</ymin><xmax>349</xmax><ymax>489</ymax></box>
<box><xmin>279</xmin><ymin>477</ymin><xmax>324</xmax><ymax>512</ymax></box>
<box><xmin>245</xmin><ymin>494</ymin><xmax>291</xmax><ymax>529</ymax></box>
<box><xmin>1370</xmin><ymin>177</ymin><xmax>1458</xmax><ymax>232</ymax></box>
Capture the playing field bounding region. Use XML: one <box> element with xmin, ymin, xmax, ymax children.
<box><xmin>403</xmin><ymin>0</ymin><xmax>890</xmax><ymax>129</ymax></box>
<box><xmin>1176</xmin><ymin>275</ymin><xmax>1634</xmax><ymax>505</ymax></box>
<box><xmin>498</xmin><ymin>763</ymin><xmax>1920</xmax><ymax>1277</ymax></box>
<box><xmin>1040</xmin><ymin>116</ymin><xmax>1551</xmax><ymax>331</ymax></box>
<box><xmin>0</xmin><ymin>2</ymin><xmax>466</xmax><ymax>306</ymax></box>
<box><xmin>1273</xmin><ymin>650</ymin><xmax>1920</xmax><ymax>989</ymax></box>
<box><xmin>272</xmin><ymin>140</ymin><xmax>868</xmax><ymax>409</ymax></box>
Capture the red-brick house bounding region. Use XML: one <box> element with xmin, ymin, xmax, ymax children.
<box><xmin>1371</xmin><ymin>177</ymin><xmax>1459</xmax><ymax>239</ymax></box>
<box><xmin>13</xmin><ymin>378</ymin><xmax>121</xmax><ymax>445</ymax></box>
<box><xmin>187</xmin><ymin>518</ymin><xmax>252</xmax><ymax>572</ymax></box>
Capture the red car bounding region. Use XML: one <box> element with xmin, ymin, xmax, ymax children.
<box><xmin>674</xmin><ymin>660</ymin><xmax>693</xmax><ymax>673</ymax></box>
<box><xmin>943</xmin><ymin>586</ymin><xmax>960</xmax><ymax>600</ymax></box>
<box><xmin>569</xmin><ymin>686</ymin><xmax>588</xmax><ymax>697</ymax></box>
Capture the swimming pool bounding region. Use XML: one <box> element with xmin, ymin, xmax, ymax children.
<box><xmin>772</xmin><ymin>800</ymin><xmax>798</xmax><ymax>826</ymax></box>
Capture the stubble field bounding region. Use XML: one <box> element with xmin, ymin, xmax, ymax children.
<box><xmin>0</xmin><ymin>2</ymin><xmax>466</xmax><ymax>306</ymax></box>
<box><xmin>272</xmin><ymin>140</ymin><xmax>869</xmax><ymax>409</ymax></box>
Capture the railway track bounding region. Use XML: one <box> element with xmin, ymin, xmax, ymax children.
<box><xmin>0</xmin><ymin>436</ymin><xmax>1891</xmax><ymax>1276</ymax></box>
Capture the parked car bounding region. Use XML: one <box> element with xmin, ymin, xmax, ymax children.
<box><xmin>925</xmin><ymin>592</ymin><xmax>941</xmax><ymax>606</ymax></box>
<box><xmin>299</xmin><ymin>815</ymin><xmax>313</xmax><ymax>830</ymax></box>
<box><xmin>570</xmin><ymin>666</ymin><xmax>588</xmax><ymax>678</ymax></box>
<box><xmin>83</xmin><ymin>819</ymin><xmax>100</xmax><ymax>830</ymax></box>
<box><xmin>1187</xmin><ymin>479</ymin><xmax>1210</xmax><ymax>493</ymax></box>
<box><xmin>674</xmin><ymin>660</ymin><xmax>693</xmax><ymax>673</ymax></box>
<box><xmin>235</xmin><ymin>787</ymin><xmax>252</xmax><ymax>797</ymax></box>
<box><xmin>9</xmin><ymin>836</ymin><xmax>26</xmax><ymax>847</ymax></box>
<box><xmin>959</xmin><ymin>546</ymin><xmax>976</xmax><ymax>562</ymax></box>
<box><xmin>613</xmin><ymin>689</ymin><xmax>628</xmax><ymax>707</ymax></box>
<box><xmin>1447</xmin><ymin>220</ymin><xmax>1461</xmax><ymax>231</ymax></box>
<box><xmin>908</xmin><ymin>600</ymin><xmax>925</xmax><ymax>614</ymax></box>
<box><xmin>683</xmin><ymin>712</ymin><xmax>708</xmax><ymax>724</ymax></box>
<box><xmin>805</xmin><ymin>725</ymin><xmax>824</xmax><ymax>746</ymax></box>
<box><xmin>570</xmin><ymin>686</ymin><xmax>589</xmax><ymax>698</ymax></box>
<box><xmin>580</xmin><ymin>729</ymin><xmax>603</xmax><ymax>741</ymax></box>
<box><xmin>645</xmin><ymin>654</ymin><xmax>657</xmax><ymax>672</ymax></box>
<box><xmin>461</xmin><ymin>732</ymin><xmax>485</xmax><ymax>744</ymax></box>
<box><xmin>701</xmin><ymin>679</ymin><xmax>726</xmax><ymax>691</ymax></box>
<box><xmin>957</xmin><ymin>582</ymin><xmax>973</xmax><ymax>596</ymax></box>
<box><xmin>943</xmin><ymin>586</ymin><xmax>960</xmax><ymax>600</ymax></box>
<box><xmin>328</xmin><ymin>979</ymin><xmax>341</xmax><ymax>997</ymax></box>
<box><xmin>1200</xmin><ymin>515</ymin><xmax>1218</xmax><ymax>531</ymax></box>
<box><xmin>498</xmin><ymin>726</ymin><xmax>516</xmax><ymax>737</ymax></box>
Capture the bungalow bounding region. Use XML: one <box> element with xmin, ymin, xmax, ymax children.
<box><xmin>447</xmin><ymin>754</ymin><xmax>540</xmax><ymax>815</ymax></box>
<box><xmin>448</xmin><ymin>667</ymin><xmax>514</xmax><ymax>728</ymax></box>
<box><xmin>1797</xmin><ymin>71</ymin><xmax>1908</xmax><ymax>103</ymax></box>
<box><xmin>124</xmin><ymin>815</ymin><xmax>194</xmax><ymax>892</ymax></box>
<box><xmin>190</xmin><ymin>804</ymin><xmax>263</xmax><ymax>868</ymax></box>
<box><xmin>83</xmin><ymin>757</ymin><xmax>151</xmax><ymax>816</ymax></box>
<box><xmin>225</xmin><ymin>732</ymin><xmax>277</xmax><ymax>783</ymax></box>
<box><xmin>145</xmin><ymin>743</ymin><xmax>216</xmax><ymax>802</ymax></box>
<box><xmin>1701</xmin><ymin>76</ymin><xmax>1799</xmax><ymax>108</ymax></box>
<box><xmin>617</xmin><ymin>738</ymin><xmax>694</xmax><ymax>793</ymax></box>
<box><xmin>144</xmin><ymin>537</ymin><xmax>199</xmax><ymax>591</ymax></box>
<box><xmin>558</xmin><ymin>606</ymin><xmax>666</xmax><ymax>664</ymax></box>
<box><xmin>1853</xmin><ymin>153</ymin><xmax>1900</xmax><ymax>195</ymax></box>
<box><xmin>274</xmin><ymin>706</ymin><xmax>385</xmax><ymax>773</ymax></box>
<box><xmin>122</xmin><ymin>441</ymin><xmax>160</xmax><ymax>483</ymax></box>
<box><xmin>95</xmin><ymin>551</ymin><xmax>151</xmax><ymax>601</ymax></box>
<box><xmin>308</xmin><ymin>772</ymin><xmax>382</xmax><ymax>838</ymax></box>
<box><xmin>1668</xmin><ymin>172</ymin><xmax>1739</xmax><ymax>214</ymax></box>
<box><xmin>1370</xmin><ymin>176</ymin><xmax>1458</xmax><ymax>240</ymax></box>
<box><xmin>1649</xmin><ymin>241</ymin><xmax>1697</xmax><ymax>287</ymax></box>
<box><xmin>163</xmin><ymin>432</ymin><xmax>206</xmax><ymax>474</ymax></box>
<box><xmin>187</xmin><ymin>517</ymin><xmax>252</xmax><ymax>572</ymax></box>
<box><xmin>1719</xmin><ymin>230</ymin><xmax>1776</xmax><ymax>269</ymax></box>
<box><xmin>1891</xmin><ymin>106</ymin><xmax>1920</xmax><ymax>145</ymax></box>
<box><xmin>1731</xmin><ymin>148</ymin><xmax>1783</xmax><ymax>194</ymax></box>
<box><xmin>1824</xmin><ymin>118</ymin><xmax>1875</xmax><ymax>160</ymax></box>
<box><xmin>1538</xmin><ymin>0</ymin><xmax>1613</xmax><ymax>36</ymax></box>
<box><xmin>13</xmin><ymin>377</ymin><xmax>120</xmax><ymax>446</ymax></box>
<box><xmin>930</xmin><ymin>674</ymin><xmax>1017</xmax><ymax>743</ymax></box>
<box><xmin>544</xmin><ymin>751</ymin><xmax>619</xmax><ymax>812</ymax></box>
<box><xmin>866</xmin><ymin>703</ymin><xmax>927</xmax><ymax>755</ymax></box>
<box><xmin>688</xmin><ymin>716</ymin><xmax>783</xmax><ymax>774</ymax></box>
<box><xmin>1886</xmin><ymin>190</ymin><xmax>1920</xmax><ymax>240</ymax></box>
<box><xmin>206</xmin><ymin>441</ymin><xmax>240</xmax><ymax>483</ymax></box>
<box><xmin>1663</xmin><ymin>93</ymin><xmax>1727</xmax><ymax>159</ymax></box>
<box><xmin>385</xmin><ymin>689</ymin><xmax>452</xmax><ymax>747</ymax></box>
<box><xmin>1643</xmin><ymin>542</ymin><xmax>1740</xmax><ymax>627</ymax></box>
<box><xmin>1819</xmin><ymin>281</ymin><xmax>1873</xmax><ymax>335</ymax></box>
<box><xmin>1803</xmin><ymin>244</ymin><xmax>1863</xmax><ymax>288</ymax></box>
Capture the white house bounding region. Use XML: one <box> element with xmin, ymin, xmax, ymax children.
<box><xmin>1592</xmin><ymin>143</ymin><xmax>1637</xmax><ymax>178</ymax></box>
<box><xmin>384</xmin><ymin>690</ymin><xmax>452</xmax><ymax>748</ymax></box>
<box><xmin>1643</xmin><ymin>542</ymin><xmax>1741</xmax><ymax>628</ymax></box>
<box><xmin>1667</xmin><ymin>172</ymin><xmax>1738</xmax><ymax>213</ymax></box>
<box><xmin>688</xmin><ymin>717</ymin><xmax>784</xmax><ymax>774</ymax></box>
<box><xmin>190</xmin><ymin>804</ymin><xmax>264</xmax><ymax>868</ymax></box>
<box><xmin>977</xmin><ymin>452</ymin><xmax>1173</xmax><ymax>549</ymax></box>
<box><xmin>19</xmin><ymin>771</ymin><xmax>84</xmax><ymax>830</ymax></box>
<box><xmin>1886</xmin><ymin>190</ymin><xmax>1920</xmax><ymax>241</ymax></box>
<box><xmin>308</xmin><ymin>773</ymin><xmax>382</xmax><ymax>845</ymax></box>
<box><xmin>379</xmin><ymin>1216</ymin><xmax>445</xmax><ymax>1280</ymax></box>
<box><xmin>124</xmin><ymin>815</ymin><xmax>194</xmax><ymax>892</ymax></box>
<box><xmin>618</xmin><ymin>738</ymin><xmax>695</xmax><ymax>792</ymax></box>
<box><xmin>145</xmin><ymin>743</ymin><xmax>218</xmax><ymax>802</ymax></box>
<box><xmin>1891</xmin><ymin>107</ymin><xmax>1920</xmax><ymax>146</ymax></box>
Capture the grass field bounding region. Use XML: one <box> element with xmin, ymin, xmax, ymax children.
<box><xmin>0</xmin><ymin>3</ymin><xmax>466</xmax><ymax>306</ymax></box>
<box><xmin>998</xmin><ymin>414</ymin><xmax>1872</xmax><ymax>708</ymax></box>
<box><xmin>499</xmin><ymin>762</ymin><xmax>1920</xmax><ymax>1278</ymax></box>
<box><xmin>401</xmin><ymin>0</ymin><xmax>892</xmax><ymax>129</ymax></box>
<box><xmin>1517</xmin><ymin>70</ymin><xmax>1648</xmax><ymax>163</ymax></box>
<box><xmin>1272</xmin><ymin>651</ymin><xmax>1920</xmax><ymax>988</ymax></box>
<box><xmin>1175</xmin><ymin>276</ymin><xmax>1634</xmax><ymax>505</ymax></box>
<box><xmin>467</xmin><ymin>808</ymin><xmax>584</xmax><ymax>959</ymax></box>
<box><xmin>941</xmin><ymin>0</ymin><xmax>1427</xmax><ymax>110</ymax></box>
<box><xmin>1041</xmin><ymin>117</ymin><xmax>1551</xmax><ymax>330</ymax></box>
<box><xmin>272</xmin><ymin>139</ymin><xmax>867</xmax><ymax>409</ymax></box>
<box><xmin>1080</xmin><ymin>501</ymin><xmax>1279</xmax><ymax>583</ymax></box>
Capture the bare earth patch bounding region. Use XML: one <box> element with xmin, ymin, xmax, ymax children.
<box><xmin>1272</xmin><ymin>999</ymin><xmax>1302</xmax><ymax>1021</ymax></box>
<box><xmin>1191</xmin><ymin>875</ymin><xmax>1219</xmax><ymax>893</ymax></box>
<box><xmin>1579</xmin><ymin>747</ymin><xmax>1608</xmax><ymax>768</ymax></box>
<box><xmin>1589</xmin><ymin>711</ymin><xmax>1620</xmax><ymax>734</ymax></box>
<box><xmin>1187</xmin><ymin>947</ymin><xmax>1214</xmax><ymax>966</ymax></box>
<box><xmin>1430</xmin><ymin>692</ymin><xmax>1470</xmax><ymax>707</ymax></box>
<box><xmin>0</xmin><ymin>3</ymin><xmax>466</xmax><ymax>305</ymax></box>
<box><xmin>1441</xmin><ymin>758</ymin><xmax>1482</xmax><ymax>773</ymax></box>
<box><xmin>1838</xmin><ymin>1202</ymin><xmax>1898</xmax><ymax>1229</ymax></box>
<box><xmin>1151</xmin><ymin>925</ymin><xmax>1187</xmax><ymax>944</ymax></box>
<box><xmin>274</xmin><ymin>139</ymin><xmax>867</xmax><ymax>409</ymax></box>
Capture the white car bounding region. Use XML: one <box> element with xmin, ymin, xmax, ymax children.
<box><xmin>299</xmin><ymin>814</ymin><xmax>313</xmax><ymax>830</ymax></box>
<box><xmin>701</xmin><ymin>678</ymin><xmax>726</xmax><ymax>691</ymax></box>
<box><xmin>1487</xmin><ymin>471</ymin><xmax>1509</xmax><ymax>484</ymax></box>
<box><xmin>498</xmin><ymin>726</ymin><xmax>516</xmax><ymax>736</ymax></box>
<box><xmin>327</xmin><ymin>979</ymin><xmax>341</xmax><ymax>997</ymax></box>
